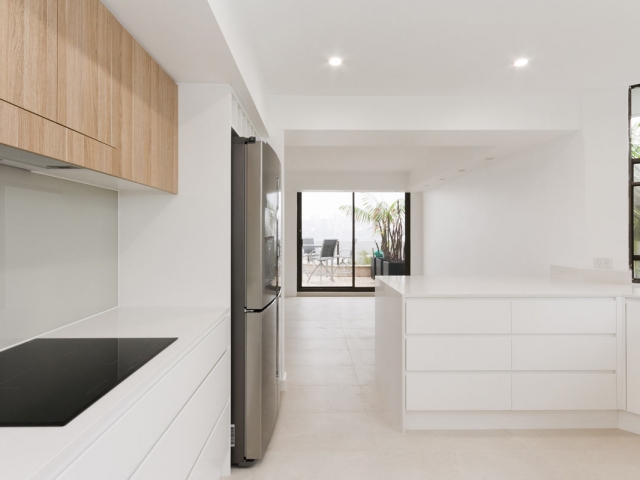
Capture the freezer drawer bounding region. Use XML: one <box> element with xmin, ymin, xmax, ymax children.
<box><xmin>245</xmin><ymin>298</ymin><xmax>279</xmax><ymax>460</ymax></box>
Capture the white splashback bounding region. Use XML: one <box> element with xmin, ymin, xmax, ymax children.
<box><xmin>0</xmin><ymin>164</ymin><xmax>118</xmax><ymax>350</ymax></box>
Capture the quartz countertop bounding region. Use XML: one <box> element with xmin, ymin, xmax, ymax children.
<box><xmin>0</xmin><ymin>306</ymin><xmax>229</xmax><ymax>480</ymax></box>
<box><xmin>377</xmin><ymin>275</ymin><xmax>640</xmax><ymax>298</ymax></box>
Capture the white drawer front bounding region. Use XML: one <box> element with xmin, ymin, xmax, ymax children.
<box><xmin>512</xmin><ymin>336</ymin><xmax>616</xmax><ymax>371</ymax></box>
<box><xmin>188</xmin><ymin>402</ymin><xmax>231</xmax><ymax>480</ymax></box>
<box><xmin>512</xmin><ymin>299</ymin><xmax>616</xmax><ymax>334</ymax></box>
<box><xmin>131</xmin><ymin>351</ymin><xmax>231</xmax><ymax>480</ymax></box>
<box><xmin>58</xmin><ymin>317</ymin><xmax>231</xmax><ymax>480</ymax></box>
<box><xmin>406</xmin><ymin>336</ymin><xmax>511</xmax><ymax>371</ymax></box>
<box><xmin>406</xmin><ymin>299</ymin><xmax>511</xmax><ymax>334</ymax></box>
<box><xmin>512</xmin><ymin>373</ymin><xmax>617</xmax><ymax>410</ymax></box>
<box><xmin>406</xmin><ymin>373</ymin><xmax>511</xmax><ymax>411</ymax></box>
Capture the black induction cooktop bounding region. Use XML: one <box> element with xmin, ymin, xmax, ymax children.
<box><xmin>0</xmin><ymin>337</ymin><xmax>177</xmax><ymax>427</ymax></box>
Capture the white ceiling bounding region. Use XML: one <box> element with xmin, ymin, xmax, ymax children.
<box><xmin>240</xmin><ymin>0</ymin><xmax>640</xmax><ymax>96</ymax></box>
<box><xmin>285</xmin><ymin>130</ymin><xmax>574</xmax><ymax>190</ymax></box>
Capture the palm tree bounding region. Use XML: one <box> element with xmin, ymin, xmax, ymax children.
<box><xmin>340</xmin><ymin>194</ymin><xmax>405</xmax><ymax>263</ymax></box>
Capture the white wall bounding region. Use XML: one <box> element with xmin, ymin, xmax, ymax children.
<box><xmin>582</xmin><ymin>89</ymin><xmax>629</xmax><ymax>272</ymax></box>
<box><xmin>0</xmin><ymin>165</ymin><xmax>118</xmax><ymax>349</ymax></box>
<box><xmin>422</xmin><ymin>88</ymin><xmax>630</xmax><ymax>278</ymax></box>
<box><xmin>424</xmin><ymin>134</ymin><xmax>586</xmax><ymax>276</ymax></box>
<box><xmin>119</xmin><ymin>84</ymin><xmax>232</xmax><ymax>306</ymax></box>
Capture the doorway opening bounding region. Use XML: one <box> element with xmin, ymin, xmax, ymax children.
<box><xmin>297</xmin><ymin>192</ymin><xmax>410</xmax><ymax>293</ymax></box>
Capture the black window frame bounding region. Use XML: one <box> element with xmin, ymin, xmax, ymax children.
<box><xmin>630</xmin><ymin>84</ymin><xmax>640</xmax><ymax>282</ymax></box>
<box><xmin>296</xmin><ymin>191</ymin><xmax>411</xmax><ymax>293</ymax></box>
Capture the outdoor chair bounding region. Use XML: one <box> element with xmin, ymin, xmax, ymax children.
<box><xmin>307</xmin><ymin>239</ymin><xmax>339</xmax><ymax>284</ymax></box>
<box><xmin>301</xmin><ymin>238</ymin><xmax>316</xmax><ymax>264</ymax></box>
<box><xmin>336</xmin><ymin>248</ymin><xmax>353</xmax><ymax>276</ymax></box>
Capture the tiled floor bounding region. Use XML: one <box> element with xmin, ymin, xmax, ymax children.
<box><xmin>230</xmin><ymin>296</ymin><xmax>640</xmax><ymax>480</ymax></box>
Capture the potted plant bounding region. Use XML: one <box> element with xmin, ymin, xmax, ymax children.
<box><xmin>341</xmin><ymin>194</ymin><xmax>406</xmax><ymax>277</ymax></box>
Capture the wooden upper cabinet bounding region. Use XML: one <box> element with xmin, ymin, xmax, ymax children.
<box><xmin>116</xmin><ymin>25</ymin><xmax>178</xmax><ymax>193</ymax></box>
<box><xmin>0</xmin><ymin>0</ymin><xmax>58</xmax><ymax>120</ymax></box>
<box><xmin>57</xmin><ymin>0</ymin><xmax>115</xmax><ymax>147</ymax></box>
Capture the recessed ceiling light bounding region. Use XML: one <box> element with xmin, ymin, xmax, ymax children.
<box><xmin>329</xmin><ymin>57</ymin><xmax>343</xmax><ymax>66</ymax></box>
<box><xmin>439</xmin><ymin>178</ymin><xmax>445</xmax><ymax>181</ymax></box>
<box><xmin>514</xmin><ymin>58</ymin><xmax>529</xmax><ymax>67</ymax></box>
<box><xmin>459</xmin><ymin>169</ymin><xmax>466</xmax><ymax>172</ymax></box>
<box><xmin>485</xmin><ymin>157</ymin><xmax>494</xmax><ymax>161</ymax></box>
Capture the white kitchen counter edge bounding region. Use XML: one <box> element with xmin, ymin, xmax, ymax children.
<box><xmin>377</xmin><ymin>275</ymin><xmax>640</xmax><ymax>298</ymax></box>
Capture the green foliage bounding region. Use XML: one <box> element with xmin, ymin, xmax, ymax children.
<box><xmin>632</xmin><ymin>121</ymin><xmax>640</xmax><ymax>159</ymax></box>
<box><xmin>356</xmin><ymin>249</ymin><xmax>370</xmax><ymax>266</ymax></box>
<box><xmin>340</xmin><ymin>194</ymin><xmax>405</xmax><ymax>263</ymax></box>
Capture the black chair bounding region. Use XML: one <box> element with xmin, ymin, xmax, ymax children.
<box><xmin>307</xmin><ymin>239</ymin><xmax>339</xmax><ymax>283</ymax></box>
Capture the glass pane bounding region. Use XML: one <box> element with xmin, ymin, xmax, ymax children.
<box><xmin>354</xmin><ymin>192</ymin><xmax>406</xmax><ymax>287</ymax></box>
<box><xmin>634</xmin><ymin>187</ymin><xmax>640</xmax><ymax>256</ymax></box>
<box><xmin>634</xmin><ymin>164</ymin><xmax>640</xmax><ymax>182</ymax></box>
<box><xmin>635</xmin><ymin>261</ymin><xmax>640</xmax><ymax>280</ymax></box>
<box><xmin>632</xmin><ymin>108</ymin><xmax>640</xmax><ymax>159</ymax></box>
<box><xmin>300</xmin><ymin>192</ymin><xmax>353</xmax><ymax>288</ymax></box>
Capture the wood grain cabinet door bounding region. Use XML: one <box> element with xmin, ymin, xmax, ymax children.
<box><xmin>0</xmin><ymin>0</ymin><xmax>58</xmax><ymax>120</ymax></box>
<box><xmin>116</xmin><ymin>30</ymin><xmax>178</xmax><ymax>194</ymax></box>
<box><xmin>57</xmin><ymin>0</ymin><xmax>115</xmax><ymax>147</ymax></box>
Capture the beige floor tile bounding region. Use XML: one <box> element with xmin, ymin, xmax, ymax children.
<box><xmin>368</xmin><ymin>411</ymin><xmax>423</xmax><ymax>454</ymax></box>
<box><xmin>285</xmin><ymin>309</ymin><xmax>341</xmax><ymax>321</ymax></box>
<box><xmin>284</xmin><ymin>319</ymin><xmax>343</xmax><ymax>329</ymax></box>
<box><xmin>280</xmin><ymin>385</ymin><xmax>366</xmax><ymax>413</ymax></box>
<box><xmin>350</xmin><ymin>349</ymin><xmax>375</xmax><ymax>366</ymax></box>
<box><xmin>286</xmin><ymin>349</ymin><xmax>352</xmax><ymax>366</ymax></box>
<box><xmin>343</xmin><ymin>327</ymin><xmax>375</xmax><ymax>338</ymax></box>
<box><xmin>269</xmin><ymin>412</ymin><xmax>377</xmax><ymax>453</ymax></box>
<box><xmin>285</xmin><ymin>337</ymin><xmax>349</xmax><ymax>351</ymax></box>
<box><xmin>376</xmin><ymin>451</ymin><xmax>472</xmax><ymax>480</ymax></box>
<box><xmin>347</xmin><ymin>336</ymin><xmax>375</xmax><ymax>350</ymax></box>
<box><xmin>286</xmin><ymin>365</ymin><xmax>358</xmax><ymax>386</ymax></box>
<box><xmin>354</xmin><ymin>365</ymin><xmax>376</xmax><ymax>385</ymax></box>
<box><xmin>456</xmin><ymin>449</ymin><xmax>554</xmax><ymax>480</ymax></box>
<box><xmin>360</xmin><ymin>382</ymin><xmax>391</xmax><ymax>412</ymax></box>
<box><xmin>285</xmin><ymin>326</ymin><xmax>345</xmax><ymax>338</ymax></box>
<box><xmin>538</xmin><ymin>449</ymin><xmax>640</xmax><ymax>480</ymax></box>
<box><xmin>255</xmin><ymin>452</ymin><xmax>385</xmax><ymax>480</ymax></box>
<box><xmin>412</xmin><ymin>429</ymin><xmax>529</xmax><ymax>452</ymax></box>
<box><xmin>511</xmin><ymin>428</ymin><xmax>640</xmax><ymax>451</ymax></box>
<box><xmin>340</xmin><ymin>316</ymin><xmax>375</xmax><ymax>328</ymax></box>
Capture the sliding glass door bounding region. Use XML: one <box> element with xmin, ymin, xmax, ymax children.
<box><xmin>297</xmin><ymin>192</ymin><xmax>410</xmax><ymax>292</ymax></box>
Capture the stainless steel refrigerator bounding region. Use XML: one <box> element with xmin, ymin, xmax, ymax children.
<box><xmin>231</xmin><ymin>135</ymin><xmax>281</xmax><ymax>467</ymax></box>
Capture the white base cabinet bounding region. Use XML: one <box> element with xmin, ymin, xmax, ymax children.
<box><xmin>407</xmin><ymin>373</ymin><xmax>511</xmax><ymax>411</ymax></box>
<box><xmin>379</xmin><ymin>294</ymin><xmax>623</xmax><ymax>430</ymax></box>
<box><xmin>57</xmin><ymin>317</ymin><xmax>231</xmax><ymax>480</ymax></box>
<box><xmin>512</xmin><ymin>373</ymin><xmax>617</xmax><ymax>411</ymax></box>
<box><xmin>627</xmin><ymin>300</ymin><xmax>640</xmax><ymax>415</ymax></box>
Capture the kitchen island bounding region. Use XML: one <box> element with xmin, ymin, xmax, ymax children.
<box><xmin>376</xmin><ymin>275</ymin><xmax>640</xmax><ymax>433</ymax></box>
<box><xmin>0</xmin><ymin>307</ymin><xmax>230</xmax><ymax>480</ymax></box>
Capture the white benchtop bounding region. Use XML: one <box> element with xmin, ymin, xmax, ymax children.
<box><xmin>378</xmin><ymin>275</ymin><xmax>640</xmax><ymax>298</ymax></box>
<box><xmin>0</xmin><ymin>306</ymin><xmax>229</xmax><ymax>480</ymax></box>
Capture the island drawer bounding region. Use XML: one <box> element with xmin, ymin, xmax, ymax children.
<box><xmin>512</xmin><ymin>298</ymin><xmax>616</xmax><ymax>334</ymax></box>
<box><xmin>406</xmin><ymin>336</ymin><xmax>511</xmax><ymax>371</ymax></box>
<box><xmin>406</xmin><ymin>372</ymin><xmax>511</xmax><ymax>411</ymax></box>
<box><xmin>512</xmin><ymin>336</ymin><xmax>616</xmax><ymax>371</ymax></box>
<box><xmin>512</xmin><ymin>373</ymin><xmax>617</xmax><ymax>410</ymax></box>
<box><xmin>406</xmin><ymin>299</ymin><xmax>511</xmax><ymax>334</ymax></box>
